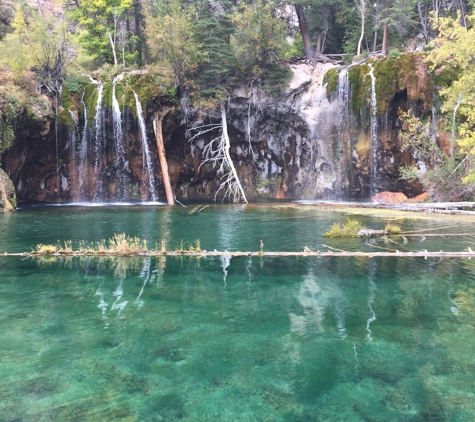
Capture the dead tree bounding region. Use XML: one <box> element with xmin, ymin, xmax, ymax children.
<box><xmin>188</xmin><ymin>103</ymin><xmax>248</xmax><ymax>203</ymax></box>
<box><xmin>153</xmin><ymin>108</ymin><xmax>174</xmax><ymax>205</ymax></box>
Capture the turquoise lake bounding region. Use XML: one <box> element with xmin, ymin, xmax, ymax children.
<box><xmin>1</xmin><ymin>203</ymin><xmax>475</xmax><ymax>421</ymax></box>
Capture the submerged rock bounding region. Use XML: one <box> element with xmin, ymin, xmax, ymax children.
<box><xmin>357</xmin><ymin>229</ymin><xmax>387</xmax><ymax>237</ymax></box>
<box><xmin>0</xmin><ymin>168</ymin><xmax>16</xmax><ymax>211</ymax></box>
<box><xmin>372</xmin><ymin>191</ymin><xmax>408</xmax><ymax>205</ymax></box>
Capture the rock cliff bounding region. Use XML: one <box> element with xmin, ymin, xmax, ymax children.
<box><xmin>1</xmin><ymin>54</ymin><xmax>439</xmax><ymax>204</ymax></box>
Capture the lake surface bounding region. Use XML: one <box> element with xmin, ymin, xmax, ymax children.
<box><xmin>1</xmin><ymin>204</ymin><xmax>475</xmax><ymax>421</ymax></box>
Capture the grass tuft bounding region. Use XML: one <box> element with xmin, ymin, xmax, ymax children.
<box><xmin>34</xmin><ymin>244</ymin><xmax>57</xmax><ymax>254</ymax></box>
<box><xmin>323</xmin><ymin>220</ymin><xmax>365</xmax><ymax>238</ymax></box>
<box><xmin>385</xmin><ymin>223</ymin><xmax>401</xmax><ymax>235</ymax></box>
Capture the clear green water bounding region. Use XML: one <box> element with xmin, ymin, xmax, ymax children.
<box><xmin>1</xmin><ymin>204</ymin><xmax>475</xmax><ymax>421</ymax></box>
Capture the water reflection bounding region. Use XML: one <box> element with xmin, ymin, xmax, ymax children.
<box><xmin>365</xmin><ymin>260</ymin><xmax>377</xmax><ymax>341</ymax></box>
<box><xmin>289</xmin><ymin>268</ymin><xmax>346</xmax><ymax>338</ymax></box>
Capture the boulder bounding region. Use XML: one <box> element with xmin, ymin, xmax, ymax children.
<box><xmin>371</xmin><ymin>191</ymin><xmax>408</xmax><ymax>205</ymax></box>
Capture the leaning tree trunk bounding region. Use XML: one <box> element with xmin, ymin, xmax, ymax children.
<box><xmin>381</xmin><ymin>1</ymin><xmax>389</xmax><ymax>55</ymax></box>
<box><xmin>381</xmin><ymin>22</ymin><xmax>388</xmax><ymax>55</ymax></box>
<box><xmin>356</xmin><ymin>0</ymin><xmax>366</xmax><ymax>56</ymax></box>
<box><xmin>153</xmin><ymin>109</ymin><xmax>174</xmax><ymax>205</ymax></box>
<box><xmin>294</xmin><ymin>4</ymin><xmax>314</xmax><ymax>60</ymax></box>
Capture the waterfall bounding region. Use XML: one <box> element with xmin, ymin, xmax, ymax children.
<box><xmin>94</xmin><ymin>84</ymin><xmax>105</xmax><ymax>201</ymax></box>
<box><xmin>366</xmin><ymin>63</ymin><xmax>378</xmax><ymax>198</ymax></box>
<box><xmin>79</xmin><ymin>91</ymin><xmax>89</xmax><ymax>201</ymax></box>
<box><xmin>112</xmin><ymin>76</ymin><xmax>128</xmax><ymax>200</ymax></box>
<box><xmin>68</xmin><ymin>110</ymin><xmax>78</xmax><ymax>201</ymax></box>
<box><xmin>338</xmin><ymin>68</ymin><xmax>349</xmax><ymax>132</ymax></box>
<box><xmin>132</xmin><ymin>88</ymin><xmax>158</xmax><ymax>201</ymax></box>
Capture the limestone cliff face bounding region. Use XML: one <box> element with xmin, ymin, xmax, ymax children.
<box><xmin>1</xmin><ymin>54</ymin><xmax>437</xmax><ymax>203</ymax></box>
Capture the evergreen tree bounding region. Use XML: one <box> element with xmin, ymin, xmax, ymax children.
<box><xmin>68</xmin><ymin>0</ymin><xmax>136</xmax><ymax>68</ymax></box>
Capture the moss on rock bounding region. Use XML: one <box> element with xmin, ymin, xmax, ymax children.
<box><xmin>324</xmin><ymin>68</ymin><xmax>339</xmax><ymax>99</ymax></box>
<box><xmin>332</xmin><ymin>53</ymin><xmax>434</xmax><ymax>120</ymax></box>
<box><xmin>0</xmin><ymin>167</ymin><xmax>16</xmax><ymax>211</ymax></box>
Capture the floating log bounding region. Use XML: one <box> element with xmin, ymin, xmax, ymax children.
<box><xmin>3</xmin><ymin>250</ymin><xmax>475</xmax><ymax>259</ymax></box>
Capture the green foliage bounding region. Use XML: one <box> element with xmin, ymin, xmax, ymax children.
<box><xmin>283</xmin><ymin>34</ymin><xmax>304</xmax><ymax>60</ymax></box>
<box><xmin>389</xmin><ymin>48</ymin><xmax>400</xmax><ymax>59</ymax></box>
<box><xmin>425</xmin><ymin>12</ymin><xmax>475</xmax><ymax>182</ymax></box>
<box><xmin>0</xmin><ymin>6</ymin><xmax>75</xmax><ymax>91</ymax></box>
<box><xmin>68</xmin><ymin>0</ymin><xmax>135</xmax><ymax>68</ymax></box>
<box><xmin>144</xmin><ymin>0</ymin><xmax>205</xmax><ymax>87</ymax></box>
<box><xmin>231</xmin><ymin>0</ymin><xmax>290</xmax><ymax>94</ymax></box>
<box><xmin>398</xmin><ymin>109</ymin><xmax>475</xmax><ymax>201</ymax></box>
<box><xmin>261</xmin><ymin>63</ymin><xmax>292</xmax><ymax>96</ymax></box>
<box><xmin>63</xmin><ymin>75</ymin><xmax>90</xmax><ymax>94</ymax></box>
<box><xmin>322</xmin><ymin>219</ymin><xmax>364</xmax><ymax>238</ymax></box>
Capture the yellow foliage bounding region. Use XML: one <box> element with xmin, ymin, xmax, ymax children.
<box><xmin>426</xmin><ymin>12</ymin><xmax>475</xmax><ymax>179</ymax></box>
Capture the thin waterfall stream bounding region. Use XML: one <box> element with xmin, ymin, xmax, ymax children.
<box><xmin>366</xmin><ymin>63</ymin><xmax>378</xmax><ymax>197</ymax></box>
<box><xmin>94</xmin><ymin>83</ymin><xmax>105</xmax><ymax>201</ymax></box>
<box><xmin>112</xmin><ymin>75</ymin><xmax>128</xmax><ymax>201</ymax></box>
<box><xmin>338</xmin><ymin>68</ymin><xmax>349</xmax><ymax>131</ymax></box>
<box><xmin>131</xmin><ymin>88</ymin><xmax>158</xmax><ymax>201</ymax></box>
<box><xmin>79</xmin><ymin>91</ymin><xmax>88</xmax><ymax>201</ymax></box>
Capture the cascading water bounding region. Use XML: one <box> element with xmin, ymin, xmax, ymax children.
<box><xmin>94</xmin><ymin>84</ymin><xmax>105</xmax><ymax>201</ymax></box>
<box><xmin>112</xmin><ymin>75</ymin><xmax>128</xmax><ymax>200</ymax></box>
<box><xmin>79</xmin><ymin>91</ymin><xmax>89</xmax><ymax>201</ymax></box>
<box><xmin>366</xmin><ymin>63</ymin><xmax>379</xmax><ymax>198</ymax></box>
<box><xmin>132</xmin><ymin>88</ymin><xmax>158</xmax><ymax>201</ymax></box>
<box><xmin>68</xmin><ymin>110</ymin><xmax>78</xmax><ymax>201</ymax></box>
<box><xmin>337</xmin><ymin>68</ymin><xmax>349</xmax><ymax>132</ymax></box>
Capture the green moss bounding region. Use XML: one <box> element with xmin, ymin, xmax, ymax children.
<box><xmin>60</xmin><ymin>87</ymin><xmax>75</xmax><ymax>112</ymax></box>
<box><xmin>102</xmin><ymin>82</ymin><xmax>113</xmax><ymax>108</ymax></box>
<box><xmin>346</xmin><ymin>53</ymin><xmax>434</xmax><ymax>119</ymax></box>
<box><xmin>324</xmin><ymin>68</ymin><xmax>339</xmax><ymax>99</ymax></box>
<box><xmin>373</xmin><ymin>58</ymin><xmax>397</xmax><ymax>113</ymax></box>
<box><xmin>125</xmin><ymin>73</ymin><xmax>178</xmax><ymax>118</ymax></box>
<box><xmin>83</xmin><ymin>84</ymin><xmax>99</xmax><ymax>125</ymax></box>
<box><xmin>58</xmin><ymin>109</ymin><xmax>76</xmax><ymax>130</ymax></box>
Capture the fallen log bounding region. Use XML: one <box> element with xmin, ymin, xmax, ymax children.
<box><xmin>3</xmin><ymin>250</ymin><xmax>475</xmax><ymax>259</ymax></box>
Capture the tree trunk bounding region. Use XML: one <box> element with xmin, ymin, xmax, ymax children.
<box><xmin>459</xmin><ymin>0</ymin><xmax>467</xmax><ymax>27</ymax></box>
<box><xmin>153</xmin><ymin>109</ymin><xmax>174</xmax><ymax>205</ymax></box>
<box><xmin>316</xmin><ymin>31</ymin><xmax>322</xmax><ymax>55</ymax></box>
<box><xmin>108</xmin><ymin>31</ymin><xmax>118</xmax><ymax>67</ymax></box>
<box><xmin>356</xmin><ymin>0</ymin><xmax>366</xmax><ymax>56</ymax></box>
<box><xmin>381</xmin><ymin>22</ymin><xmax>388</xmax><ymax>54</ymax></box>
<box><xmin>417</xmin><ymin>0</ymin><xmax>429</xmax><ymax>42</ymax></box>
<box><xmin>294</xmin><ymin>4</ymin><xmax>314</xmax><ymax>59</ymax></box>
<box><xmin>381</xmin><ymin>0</ymin><xmax>389</xmax><ymax>55</ymax></box>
